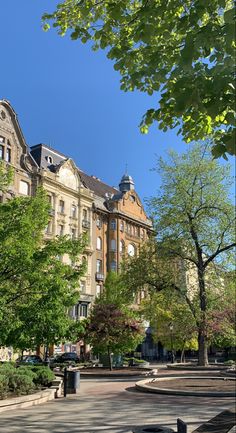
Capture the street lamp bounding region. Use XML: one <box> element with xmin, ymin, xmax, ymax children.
<box><xmin>169</xmin><ymin>323</ymin><xmax>174</xmax><ymax>364</ymax></box>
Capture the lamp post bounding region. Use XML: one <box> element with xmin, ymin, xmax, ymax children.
<box><xmin>169</xmin><ymin>323</ymin><xmax>174</xmax><ymax>364</ymax></box>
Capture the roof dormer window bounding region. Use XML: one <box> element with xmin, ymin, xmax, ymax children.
<box><xmin>46</xmin><ymin>155</ymin><xmax>53</xmax><ymax>164</ymax></box>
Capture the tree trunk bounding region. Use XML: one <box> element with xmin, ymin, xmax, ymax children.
<box><xmin>180</xmin><ymin>341</ymin><xmax>186</xmax><ymax>363</ymax></box>
<box><xmin>196</xmin><ymin>253</ymin><xmax>209</xmax><ymax>366</ymax></box>
<box><xmin>188</xmin><ymin>216</ymin><xmax>209</xmax><ymax>366</ymax></box>
<box><xmin>198</xmin><ymin>329</ymin><xmax>208</xmax><ymax>366</ymax></box>
<box><xmin>197</xmin><ymin>267</ymin><xmax>208</xmax><ymax>365</ymax></box>
<box><xmin>107</xmin><ymin>347</ymin><xmax>113</xmax><ymax>371</ymax></box>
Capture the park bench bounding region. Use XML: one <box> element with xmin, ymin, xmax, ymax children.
<box><xmin>192</xmin><ymin>409</ymin><xmax>235</xmax><ymax>433</ymax></box>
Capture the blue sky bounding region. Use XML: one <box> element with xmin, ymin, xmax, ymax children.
<box><xmin>1</xmin><ymin>1</ymin><xmax>234</xmax><ymax>204</ymax></box>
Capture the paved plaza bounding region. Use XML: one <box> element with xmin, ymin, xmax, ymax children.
<box><xmin>0</xmin><ymin>371</ymin><xmax>235</xmax><ymax>433</ymax></box>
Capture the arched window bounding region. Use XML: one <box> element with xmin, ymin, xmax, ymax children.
<box><xmin>119</xmin><ymin>240</ymin><xmax>125</xmax><ymax>254</ymax></box>
<box><xmin>46</xmin><ymin>155</ymin><xmax>53</xmax><ymax>164</ymax></box>
<box><xmin>127</xmin><ymin>244</ymin><xmax>136</xmax><ymax>257</ymax></box>
<box><xmin>97</xmin><ymin>236</ymin><xmax>102</xmax><ymax>250</ymax></box>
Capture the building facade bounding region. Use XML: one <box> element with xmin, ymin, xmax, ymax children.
<box><xmin>0</xmin><ymin>99</ymin><xmax>153</xmax><ymax>358</ymax></box>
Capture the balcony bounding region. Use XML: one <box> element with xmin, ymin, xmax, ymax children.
<box><xmin>95</xmin><ymin>272</ymin><xmax>104</xmax><ymax>282</ymax></box>
<box><xmin>82</xmin><ymin>219</ymin><xmax>90</xmax><ymax>229</ymax></box>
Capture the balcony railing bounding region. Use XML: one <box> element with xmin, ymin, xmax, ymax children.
<box><xmin>95</xmin><ymin>272</ymin><xmax>104</xmax><ymax>282</ymax></box>
<box><xmin>82</xmin><ymin>219</ymin><xmax>90</xmax><ymax>229</ymax></box>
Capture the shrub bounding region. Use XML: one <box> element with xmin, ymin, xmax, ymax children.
<box><xmin>0</xmin><ymin>363</ymin><xmax>15</xmax><ymax>374</ymax></box>
<box><xmin>33</xmin><ymin>367</ymin><xmax>55</xmax><ymax>387</ymax></box>
<box><xmin>16</xmin><ymin>366</ymin><xmax>36</xmax><ymax>381</ymax></box>
<box><xmin>124</xmin><ymin>357</ymin><xmax>146</xmax><ymax>365</ymax></box>
<box><xmin>224</xmin><ymin>360</ymin><xmax>236</xmax><ymax>366</ymax></box>
<box><xmin>0</xmin><ymin>374</ymin><xmax>9</xmax><ymax>399</ymax></box>
<box><xmin>10</xmin><ymin>373</ymin><xmax>35</xmax><ymax>396</ymax></box>
<box><xmin>0</xmin><ymin>363</ymin><xmax>16</xmax><ymax>388</ymax></box>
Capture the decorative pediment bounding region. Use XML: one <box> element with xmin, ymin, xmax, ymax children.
<box><xmin>0</xmin><ymin>100</ymin><xmax>27</xmax><ymax>151</ymax></box>
<box><xmin>0</xmin><ymin>100</ymin><xmax>37</xmax><ymax>172</ymax></box>
<box><xmin>57</xmin><ymin>159</ymin><xmax>79</xmax><ymax>190</ymax></box>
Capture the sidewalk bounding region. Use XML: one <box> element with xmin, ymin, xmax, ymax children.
<box><xmin>0</xmin><ymin>376</ymin><xmax>234</xmax><ymax>433</ymax></box>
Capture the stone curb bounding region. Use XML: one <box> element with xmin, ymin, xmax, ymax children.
<box><xmin>0</xmin><ymin>377</ymin><xmax>63</xmax><ymax>413</ymax></box>
<box><xmin>167</xmin><ymin>363</ymin><xmax>228</xmax><ymax>370</ymax></box>
<box><xmin>54</xmin><ymin>368</ymin><xmax>155</xmax><ymax>378</ymax></box>
<box><xmin>0</xmin><ymin>389</ymin><xmax>55</xmax><ymax>413</ymax></box>
<box><xmin>79</xmin><ymin>368</ymin><xmax>155</xmax><ymax>378</ymax></box>
<box><xmin>135</xmin><ymin>376</ymin><xmax>236</xmax><ymax>397</ymax></box>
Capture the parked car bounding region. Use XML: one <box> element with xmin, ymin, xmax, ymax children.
<box><xmin>52</xmin><ymin>352</ymin><xmax>80</xmax><ymax>364</ymax></box>
<box><xmin>16</xmin><ymin>355</ymin><xmax>44</xmax><ymax>366</ymax></box>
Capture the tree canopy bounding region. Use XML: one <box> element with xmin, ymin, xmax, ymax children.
<box><xmin>43</xmin><ymin>0</ymin><xmax>235</xmax><ymax>158</ymax></box>
<box><xmin>84</xmin><ymin>302</ymin><xmax>143</xmax><ymax>369</ymax></box>
<box><xmin>83</xmin><ymin>272</ymin><xmax>143</xmax><ymax>369</ymax></box>
<box><xmin>141</xmin><ymin>289</ymin><xmax>198</xmax><ymax>361</ymax></box>
<box><xmin>123</xmin><ymin>143</ymin><xmax>235</xmax><ymax>365</ymax></box>
<box><xmin>0</xmin><ymin>189</ymin><xmax>87</xmax><ymax>351</ymax></box>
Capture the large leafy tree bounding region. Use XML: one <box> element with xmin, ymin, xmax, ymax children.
<box><xmin>141</xmin><ymin>289</ymin><xmax>198</xmax><ymax>362</ymax></box>
<box><xmin>84</xmin><ymin>303</ymin><xmax>143</xmax><ymax>370</ymax></box>
<box><xmin>84</xmin><ymin>272</ymin><xmax>143</xmax><ymax>369</ymax></box>
<box><xmin>101</xmin><ymin>271</ymin><xmax>135</xmax><ymax>307</ymax></box>
<box><xmin>42</xmin><ymin>0</ymin><xmax>235</xmax><ymax>158</ymax></box>
<box><xmin>0</xmin><ymin>189</ymin><xmax>87</xmax><ymax>352</ymax></box>
<box><xmin>123</xmin><ymin>144</ymin><xmax>235</xmax><ymax>365</ymax></box>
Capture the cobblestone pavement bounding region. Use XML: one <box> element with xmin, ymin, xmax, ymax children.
<box><xmin>0</xmin><ymin>372</ymin><xmax>234</xmax><ymax>433</ymax></box>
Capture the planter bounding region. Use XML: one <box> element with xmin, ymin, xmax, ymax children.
<box><xmin>136</xmin><ymin>362</ymin><xmax>150</xmax><ymax>368</ymax></box>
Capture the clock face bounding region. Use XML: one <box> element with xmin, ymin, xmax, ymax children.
<box><xmin>59</xmin><ymin>167</ymin><xmax>77</xmax><ymax>190</ymax></box>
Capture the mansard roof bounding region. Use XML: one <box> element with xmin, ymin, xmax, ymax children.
<box><xmin>78</xmin><ymin>170</ymin><xmax>119</xmax><ymax>199</ymax></box>
<box><xmin>30</xmin><ymin>143</ymin><xmax>67</xmax><ymax>170</ymax></box>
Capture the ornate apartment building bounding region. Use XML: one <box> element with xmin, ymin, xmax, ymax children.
<box><xmin>0</xmin><ymin>99</ymin><xmax>153</xmax><ymax>356</ymax></box>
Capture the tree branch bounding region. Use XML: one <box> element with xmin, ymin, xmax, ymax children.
<box><xmin>204</xmin><ymin>243</ymin><xmax>236</xmax><ymax>268</ymax></box>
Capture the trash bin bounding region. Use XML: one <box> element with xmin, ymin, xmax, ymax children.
<box><xmin>66</xmin><ymin>370</ymin><xmax>80</xmax><ymax>394</ymax></box>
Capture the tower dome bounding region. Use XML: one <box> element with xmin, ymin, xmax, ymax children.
<box><xmin>119</xmin><ymin>173</ymin><xmax>135</xmax><ymax>192</ymax></box>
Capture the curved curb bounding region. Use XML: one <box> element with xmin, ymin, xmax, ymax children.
<box><xmin>0</xmin><ymin>388</ymin><xmax>56</xmax><ymax>413</ymax></box>
<box><xmin>53</xmin><ymin>367</ymin><xmax>154</xmax><ymax>379</ymax></box>
<box><xmin>166</xmin><ymin>363</ymin><xmax>227</xmax><ymax>371</ymax></box>
<box><xmin>135</xmin><ymin>376</ymin><xmax>236</xmax><ymax>397</ymax></box>
<box><xmin>79</xmin><ymin>368</ymin><xmax>153</xmax><ymax>378</ymax></box>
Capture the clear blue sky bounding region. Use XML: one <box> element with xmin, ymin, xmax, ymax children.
<box><xmin>1</xmin><ymin>1</ymin><xmax>234</xmax><ymax>203</ymax></box>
